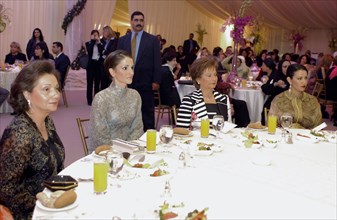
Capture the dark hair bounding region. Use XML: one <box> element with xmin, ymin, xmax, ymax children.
<box><xmin>286</xmin><ymin>64</ymin><xmax>308</xmax><ymax>79</ymax></box>
<box><xmin>90</xmin><ymin>29</ymin><xmax>99</xmax><ymax>36</ymax></box>
<box><xmin>212</xmin><ymin>47</ymin><xmax>223</xmax><ymax>57</ymax></box>
<box><xmin>104</xmin><ymin>50</ymin><xmax>132</xmax><ymax>80</ymax></box>
<box><xmin>298</xmin><ymin>54</ymin><xmax>310</xmax><ymax>64</ymax></box>
<box><xmin>162</xmin><ymin>50</ymin><xmax>177</xmax><ymax>64</ymax></box>
<box><xmin>190</xmin><ymin>56</ymin><xmax>217</xmax><ymax>89</ymax></box>
<box><xmin>282</xmin><ymin>53</ymin><xmax>291</xmax><ymax>60</ymax></box>
<box><xmin>277</xmin><ymin>59</ymin><xmax>291</xmax><ymax>75</ymax></box>
<box><xmin>53</xmin><ymin>42</ymin><xmax>63</xmax><ymax>51</ymax></box>
<box><xmin>131</xmin><ymin>11</ymin><xmax>144</xmax><ymax>20</ymax></box>
<box><xmin>34</xmin><ymin>41</ymin><xmax>50</xmax><ymax>60</ymax></box>
<box><xmin>263</xmin><ymin>58</ymin><xmax>276</xmax><ymax>70</ymax></box>
<box><xmin>31</xmin><ymin>28</ymin><xmax>44</xmax><ymax>42</ymax></box>
<box><xmin>9</xmin><ymin>61</ymin><xmax>60</xmax><ymax>113</ymax></box>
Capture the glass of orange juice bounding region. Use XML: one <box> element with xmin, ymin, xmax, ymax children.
<box><xmin>93</xmin><ymin>157</ymin><xmax>108</xmax><ymax>194</ymax></box>
<box><xmin>241</xmin><ymin>79</ymin><xmax>247</xmax><ymax>88</ymax></box>
<box><xmin>268</xmin><ymin>114</ymin><xmax>277</xmax><ymax>134</ymax></box>
<box><xmin>200</xmin><ymin>118</ymin><xmax>210</xmax><ymax>138</ymax></box>
<box><xmin>146</xmin><ymin>129</ymin><xmax>157</xmax><ymax>153</ymax></box>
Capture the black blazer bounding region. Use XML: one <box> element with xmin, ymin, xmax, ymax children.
<box><xmin>176</xmin><ymin>89</ymin><xmax>231</xmax><ymax>128</ymax></box>
<box><xmin>85</xmin><ymin>39</ymin><xmax>104</xmax><ymax>63</ymax></box>
<box><xmin>183</xmin><ymin>39</ymin><xmax>200</xmax><ymax>56</ymax></box>
<box><xmin>159</xmin><ymin>65</ymin><xmax>181</xmax><ymax>107</ymax></box>
<box><xmin>102</xmin><ymin>38</ymin><xmax>118</xmax><ymax>58</ymax></box>
<box><xmin>117</xmin><ymin>31</ymin><xmax>161</xmax><ymax>91</ymax></box>
<box><xmin>55</xmin><ymin>53</ymin><xmax>71</xmax><ymax>87</ymax></box>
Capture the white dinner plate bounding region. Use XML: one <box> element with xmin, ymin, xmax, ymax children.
<box><xmin>91</xmin><ymin>150</ymin><xmax>110</xmax><ymax>158</ymax></box>
<box><xmin>36</xmin><ymin>200</ymin><xmax>79</xmax><ymax>212</ymax></box>
<box><xmin>194</xmin><ymin>149</ymin><xmax>214</xmax><ymax>156</ymax></box>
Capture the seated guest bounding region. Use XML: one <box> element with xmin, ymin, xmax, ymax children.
<box><xmin>89</xmin><ymin>50</ymin><xmax>143</xmax><ymax>152</ymax></box>
<box><xmin>51</xmin><ymin>42</ymin><xmax>70</xmax><ymax>89</ymax></box>
<box><xmin>30</xmin><ymin>42</ymin><xmax>55</xmax><ymax>66</ymax></box>
<box><xmin>325</xmin><ymin>56</ymin><xmax>337</xmax><ymax>126</ymax></box>
<box><xmin>221</xmin><ymin>54</ymin><xmax>249</xmax><ymax>79</ymax></box>
<box><xmin>260</xmin><ymin>58</ymin><xmax>282</xmax><ymax>124</ymax></box>
<box><xmin>176</xmin><ymin>56</ymin><xmax>232</xmax><ymax>128</ymax></box>
<box><xmin>0</xmin><ymin>61</ymin><xmax>65</xmax><ymax>219</ymax></box>
<box><xmin>159</xmin><ymin>50</ymin><xmax>181</xmax><ymax>107</ymax></box>
<box><xmin>0</xmin><ymin>87</ymin><xmax>9</xmax><ymax>107</ymax></box>
<box><xmin>26</xmin><ymin>28</ymin><xmax>44</xmax><ymax>60</ymax></box>
<box><xmin>269</xmin><ymin>64</ymin><xmax>322</xmax><ymax>129</ymax></box>
<box><xmin>212</xmin><ymin>46</ymin><xmax>225</xmax><ymax>71</ymax></box>
<box><xmin>4</xmin><ymin>42</ymin><xmax>28</xmax><ymax>65</ymax></box>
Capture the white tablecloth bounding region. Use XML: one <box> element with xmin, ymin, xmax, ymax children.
<box><xmin>33</xmin><ymin>128</ymin><xmax>336</xmax><ymax>219</ymax></box>
<box><xmin>230</xmin><ymin>87</ymin><xmax>265</xmax><ymax>123</ymax></box>
<box><xmin>0</xmin><ymin>67</ymin><xmax>21</xmax><ymax>113</ymax></box>
<box><xmin>175</xmin><ymin>81</ymin><xmax>196</xmax><ymax>101</ymax></box>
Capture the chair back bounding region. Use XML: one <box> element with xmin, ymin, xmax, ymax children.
<box><xmin>153</xmin><ymin>90</ymin><xmax>161</xmax><ymax>107</ymax></box>
<box><xmin>312</xmin><ymin>82</ymin><xmax>324</xmax><ymax>98</ymax></box>
<box><xmin>76</xmin><ymin>118</ymin><xmax>90</xmax><ymax>156</ymax></box>
<box><xmin>264</xmin><ymin>107</ymin><xmax>269</xmax><ymax>125</ymax></box>
<box><xmin>172</xmin><ymin>105</ymin><xmax>178</xmax><ymax>125</ymax></box>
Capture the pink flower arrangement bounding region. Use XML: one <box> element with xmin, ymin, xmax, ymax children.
<box><xmin>288</xmin><ymin>29</ymin><xmax>307</xmax><ymax>52</ymax></box>
<box><xmin>220</xmin><ymin>16</ymin><xmax>252</xmax><ymax>43</ymax></box>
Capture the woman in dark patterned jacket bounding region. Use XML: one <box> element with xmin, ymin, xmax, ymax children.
<box><xmin>0</xmin><ymin>61</ymin><xmax>65</xmax><ymax>219</ymax></box>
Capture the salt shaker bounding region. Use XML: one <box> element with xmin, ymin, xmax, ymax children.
<box><xmin>286</xmin><ymin>132</ymin><xmax>293</xmax><ymax>144</ymax></box>
<box><xmin>179</xmin><ymin>152</ymin><xmax>186</xmax><ymax>168</ymax></box>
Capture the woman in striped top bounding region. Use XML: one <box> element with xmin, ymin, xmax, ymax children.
<box><xmin>176</xmin><ymin>56</ymin><xmax>232</xmax><ymax>128</ymax></box>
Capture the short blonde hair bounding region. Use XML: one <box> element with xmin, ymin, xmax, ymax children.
<box><xmin>10</xmin><ymin>42</ymin><xmax>22</xmax><ymax>53</ymax></box>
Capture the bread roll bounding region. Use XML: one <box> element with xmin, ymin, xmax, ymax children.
<box><xmin>53</xmin><ymin>190</ymin><xmax>77</xmax><ymax>208</ymax></box>
<box><xmin>36</xmin><ymin>192</ymin><xmax>55</xmax><ymax>208</ymax></box>
<box><xmin>95</xmin><ymin>145</ymin><xmax>112</xmax><ymax>155</ymax></box>
<box><xmin>248</xmin><ymin>122</ymin><xmax>265</xmax><ymax>129</ymax></box>
<box><xmin>173</xmin><ymin>127</ymin><xmax>190</xmax><ymax>135</ymax></box>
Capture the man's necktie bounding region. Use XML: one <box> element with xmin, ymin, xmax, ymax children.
<box><xmin>131</xmin><ymin>33</ymin><xmax>138</xmax><ymax>60</ymax></box>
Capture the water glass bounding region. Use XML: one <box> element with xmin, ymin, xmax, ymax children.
<box><xmin>93</xmin><ymin>157</ymin><xmax>108</xmax><ymax>194</ymax></box>
<box><xmin>280</xmin><ymin>114</ymin><xmax>293</xmax><ymax>130</ymax></box>
<box><xmin>212</xmin><ymin>115</ymin><xmax>224</xmax><ymax>137</ymax></box>
<box><xmin>146</xmin><ymin>129</ymin><xmax>157</xmax><ymax>153</ymax></box>
<box><xmin>159</xmin><ymin>125</ymin><xmax>173</xmax><ymax>153</ymax></box>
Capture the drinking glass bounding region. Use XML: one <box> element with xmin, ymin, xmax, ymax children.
<box><xmin>212</xmin><ymin>115</ymin><xmax>224</xmax><ymax>137</ymax></box>
<box><xmin>106</xmin><ymin>151</ymin><xmax>124</xmax><ymax>188</ymax></box>
<box><xmin>267</xmin><ymin>114</ymin><xmax>277</xmax><ymax>134</ymax></box>
<box><xmin>261</xmin><ymin>75</ymin><xmax>269</xmax><ymax>84</ymax></box>
<box><xmin>93</xmin><ymin>157</ymin><xmax>108</xmax><ymax>194</ymax></box>
<box><xmin>280</xmin><ymin>114</ymin><xmax>292</xmax><ymax>130</ymax></box>
<box><xmin>159</xmin><ymin>125</ymin><xmax>173</xmax><ymax>153</ymax></box>
<box><xmin>146</xmin><ymin>129</ymin><xmax>157</xmax><ymax>153</ymax></box>
<box><xmin>200</xmin><ymin>118</ymin><xmax>210</xmax><ymax>138</ymax></box>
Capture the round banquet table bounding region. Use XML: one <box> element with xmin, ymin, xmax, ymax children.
<box><xmin>0</xmin><ymin>67</ymin><xmax>21</xmax><ymax>113</ymax></box>
<box><xmin>230</xmin><ymin>87</ymin><xmax>265</xmax><ymax>123</ymax></box>
<box><xmin>32</xmin><ymin>128</ymin><xmax>336</xmax><ymax>220</ymax></box>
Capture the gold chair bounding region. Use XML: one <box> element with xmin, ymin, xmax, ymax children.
<box><xmin>76</xmin><ymin>118</ymin><xmax>90</xmax><ymax>156</ymax></box>
<box><xmin>154</xmin><ymin>90</ymin><xmax>176</xmax><ymax>128</ymax></box>
<box><xmin>61</xmin><ymin>66</ymin><xmax>70</xmax><ymax>107</ymax></box>
<box><xmin>172</xmin><ymin>105</ymin><xmax>178</xmax><ymax>125</ymax></box>
<box><xmin>264</xmin><ymin>107</ymin><xmax>269</xmax><ymax>125</ymax></box>
<box><xmin>312</xmin><ymin>82</ymin><xmax>324</xmax><ymax>99</ymax></box>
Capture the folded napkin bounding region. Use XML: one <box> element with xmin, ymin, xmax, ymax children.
<box><xmin>222</xmin><ymin>121</ymin><xmax>237</xmax><ymax>133</ymax></box>
<box><xmin>112</xmin><ymin>139</ymin><xmax>141</xmax><ymax>154</ymax></box>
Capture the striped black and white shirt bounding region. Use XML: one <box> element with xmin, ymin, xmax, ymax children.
<box><xmin>176</xmin><ymin>89</ymin><xmax>231</xmax><ymax>128</ymax></box>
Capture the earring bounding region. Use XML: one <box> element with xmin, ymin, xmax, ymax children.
<box><xmin>27</xmin><ymin>100</ymin><xmax>31</xmax><ymax>108</ymax></box>
<box><xmin>288</xmin><ymin>84</ymin><xmax>292</xmax><ymax>93</ymax></box>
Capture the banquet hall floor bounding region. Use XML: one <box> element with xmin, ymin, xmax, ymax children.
<box><xmin>0</xmin><ymin>90</ymin><xmax>336</xmax><ymax>167</ymax></box>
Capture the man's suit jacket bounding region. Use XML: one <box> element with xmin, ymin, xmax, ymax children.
<box><xmin>183</xmin><ymin>39</ymin><xmax>200</xmax><ymax>56</ymax></box>
<box><xmin>55</xmin><ymin>53</ymin><xmax>70</xmax><ymax>87</ymax></box>
<box><xmin>117</xmin><ymin>32</ymin><xmax>161</xmax><ymax>91</ymax></box>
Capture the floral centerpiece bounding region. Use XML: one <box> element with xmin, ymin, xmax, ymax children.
<box><xmin>328</xmin><ymin>37</ymin><xmax>337</xmax><ymax>52</ymax></box>
<box><xmin>0</xmin><ymin>3</ymin><xmax>11</xmax><ymax>33</ymax></box>
<box><xmin>220</xmin><ymin>0</ymin><xmax>252</xmax><ymax>84</ymax></box>
<box><xmin>287</xmin><ymin>27</ymin><xmax>307</xmax><ymax>53</ymax></box>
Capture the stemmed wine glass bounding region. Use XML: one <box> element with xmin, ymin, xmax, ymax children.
<box><xmin>106</xmin><ymin>151</ymin><xmax>124</xmax><ymax>188</ymax></box>
<box><xmin>212</xmin><ymin>115</ymin><xmax>224</xmax><ymax>138</ymax></box>
<box><xmin>159</xmin><ymin>125</ymin><xmax>174</xmax><ymax>153</ymax></box>
<box><xmin>280</xmin><ymin>114</ymin><xmax>293</xmax><ymax>140</ymax></box>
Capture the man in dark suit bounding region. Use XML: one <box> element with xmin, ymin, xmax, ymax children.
<box><xmin>183</xmin><ymin>33</ymin><xmax>200</xmax><ymax>70</ymax></box>
<box><xmin>51</xmin><ymin>42</ymin><xmax>70</xmax><ymax>89</ymax></box>
<box><xmin>85</xmin><ymin>30</ymin><xmax>104</xmax><ymax>105</ymax></box>
<box><xmin>117</xmin><ymin>11</ymin><xmax>161</xmax><ymax>131</ymax></box>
